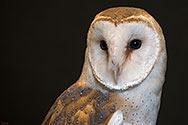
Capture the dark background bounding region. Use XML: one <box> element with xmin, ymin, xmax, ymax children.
<box><xmin>1</xmin><ymin>0</ymin><xmax>188</xmax><ymax>124</ymax></box>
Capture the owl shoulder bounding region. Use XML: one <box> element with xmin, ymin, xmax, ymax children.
<box><xmin>42</xmin><ymin>82</ymin><xmax>121</xmax><ymax>124</ymax></box>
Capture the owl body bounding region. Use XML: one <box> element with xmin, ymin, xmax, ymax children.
<box><xmin>43</xmin><ymin>7</ymin><xmax>167</xmax><ymax>125</ymax></box>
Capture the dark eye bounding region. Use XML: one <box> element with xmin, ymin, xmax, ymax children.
<box><xmin>100</xmin><ymin>40</ymin><xmax>108</xmax><ymax>51</ymax></box>
<box><xmin>129</xmin><ymin>39</ymin><xmax>142</xmax><ymax>50</ymax></box>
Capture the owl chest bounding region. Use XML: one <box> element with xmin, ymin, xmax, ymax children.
<box><xmin>46</xmin><ymin>85</ymin><xmax>160</xmax><ymax>125</ymax></box>
<box><xmin>116</xmin><ymin>90</ymin><xmax>160</xmax><ymax>125</ymax></box>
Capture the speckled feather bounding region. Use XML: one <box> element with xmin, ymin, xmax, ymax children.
<box><xmin>91</xmin><ymin>7</ymin><xmax>163</xmax><ymax>39</ymax></box>
<box><xmin>42</xmin><ymin>83</ymin><xmax>125</xmax><ymax>125</ymax></box>
<box><xmin>93</xmin><ymin>7</ymin><xmax>152</xmax><ymax>26</ymax></box>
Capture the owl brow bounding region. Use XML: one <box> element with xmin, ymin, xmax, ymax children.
<box><xmin>127</xmin><ymin>34</ymin><xmax>134</xmax><ymax>47</ymax></box>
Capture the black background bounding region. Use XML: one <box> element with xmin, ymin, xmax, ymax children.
<box><xmin>1</xmin><ymin>0</ymin><xmax>188</xmax><ymax>124</ymax></box>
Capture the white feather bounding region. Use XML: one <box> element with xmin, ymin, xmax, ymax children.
<box><xmin>108</xmin><ymin>110</ymin><xmax>124</xmax><ymax>125</ymax></box>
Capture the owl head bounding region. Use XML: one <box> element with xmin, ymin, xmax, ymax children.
<box><xmin>85</xmin><ymin>7</ymin><xmax>166</xmax><ymax>90</ymax></box>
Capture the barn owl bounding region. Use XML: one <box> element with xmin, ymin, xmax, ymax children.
<box><xmin>42</xmin><ymin>7</ymin><xmax>167</xmax><ymax>125</ymax></box>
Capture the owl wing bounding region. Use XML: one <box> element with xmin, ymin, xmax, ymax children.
<box><xmin>42</xmin><ymin>82</ymin><xmax>119</xmax><ymax>125</ymax></box>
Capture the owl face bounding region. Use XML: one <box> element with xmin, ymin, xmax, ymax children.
<box><xmin>87</xmin><ymin>7</ymin><xmax>165</xmax><ymax>90</ymax></box>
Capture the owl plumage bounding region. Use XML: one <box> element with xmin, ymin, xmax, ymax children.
<box><xmin>43</xmin><ymin>7</ymin><xmax>167</xmax><ymax>125</ymax></box>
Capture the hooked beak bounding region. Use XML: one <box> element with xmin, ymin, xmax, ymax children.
<box><xmin>113</xmin><ymin>66</ymin><xmax>120</xmax><ymax>84</ymax></box>
<box><xmin>110</xmin><ymin>60</ymin><xmax>122</xmax><ymax>85</ymax></box>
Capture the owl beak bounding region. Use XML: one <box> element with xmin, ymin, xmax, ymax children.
<box><xmin>108</xmin><ymin>57</ymin><xmax>122</xmax><ymax>85</ymax></box>
<box><xmin>113</xmin><ymin>66</ymin><xmax>120</xmax><ymax>85</ymax></box>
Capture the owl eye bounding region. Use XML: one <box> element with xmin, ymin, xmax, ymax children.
<box><xmin>100</xmin><ymin>40</ymin><xmax>108</xmax><ymax>51</ymax></box>
<box><xmin>129</xmin><ymin>39</ymin><xmax>142</xmax><ymax>50</ymax></box>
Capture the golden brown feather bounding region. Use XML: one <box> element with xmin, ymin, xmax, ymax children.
<box><xmin>42</xmin><ymin>83</ymin><xmax>126</xmax><ymax>125</ymax></box>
